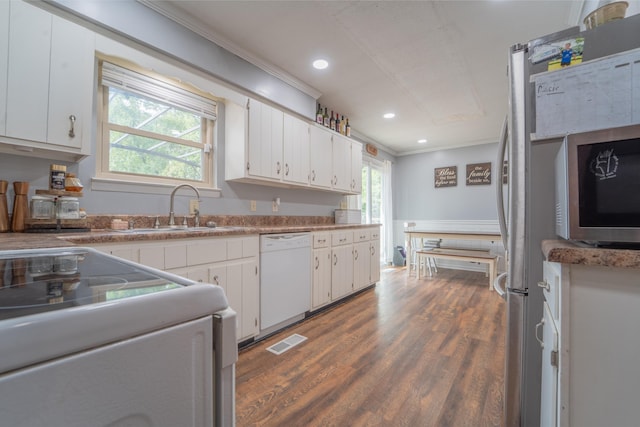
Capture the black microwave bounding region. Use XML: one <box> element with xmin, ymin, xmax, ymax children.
<box><xmin>555</xmin><ymin>124</ymin><xmax>640</xmax><ymax>245</ymax></box>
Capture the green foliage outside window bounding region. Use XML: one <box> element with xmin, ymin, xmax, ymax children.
<box><xmin>106</xmin><ymin>87</ymin><xmax>206</xmax><ymax>182</ymax></box>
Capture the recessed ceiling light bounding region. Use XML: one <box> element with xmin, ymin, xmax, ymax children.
<box><xmin>418</xmin><ymin>139</ymin><xmax>427</xmax><ymax>144</ymax></box>
<box><xmin>312</xmin><ymin>59</ymin><xmax>329</xmax><ymax>70</ymax></box>
<box><xmin>383</xmin><ymin>113</ymin><xmax>395</xmax><ymax>119</ymax></box>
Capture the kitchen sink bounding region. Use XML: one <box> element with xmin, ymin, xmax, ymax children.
<box><xmin>113</xmin><ymin>226</ymin><xmax>249</xmax><ymax>233</ymax></box>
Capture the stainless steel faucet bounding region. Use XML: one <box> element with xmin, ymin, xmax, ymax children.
<box><xmin>169</xmin><ymin>184</ymin><xmax>200</xmax><ymax>227</ymax></box>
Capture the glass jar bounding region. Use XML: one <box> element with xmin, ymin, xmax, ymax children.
<box><xmin>64</xmin><ymin>173</ymin><xmax>83</xmax><ymax>192</ymax></box>
<box><xmin>30</xmin><ymin>195</ymin><xmax>55</xmax><ymax>219</ymax></box>
<box><xmin>57</xmin><ymin>197</ymin><xmax>80</xmax><ymax>219</ymax></box>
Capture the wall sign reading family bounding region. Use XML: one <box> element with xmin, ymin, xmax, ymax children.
<box><xmin>466</xmin><ymin>162</ymin><xmax>492</xmax><ymax>185</ymax></box>
<box><xmin>434</xmin><ymin>166</ymin><xmax>457</xmax><ymax>188</ymax></box>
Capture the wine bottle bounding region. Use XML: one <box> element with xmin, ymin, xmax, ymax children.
<box><xmin>340</xmin><ymin>115</ymin><xmax>346</xmax><ymax>135</ymax></box>
<box><xmin>316</xmin><ymin>103</ymin><xmax>323</xmax><ymax>124</ymax></box>
<box><xmin>335</xmin><ymin>114</ymin><xmax>341</xmax><ymax>133</ymax></box>
<box><xmin>330</xmin><ymin>110</ymin><xmax>336</xmax><ymax>131</ymax></box>
<box><xmin>345</xmin><ymin>118</ymin><xmax>351</xmax><ymax>137</ymax></box>
<box><xmin>323</xmin><ymin>107</ymin><xmax>329</xmax><ymax>127</ymax></box>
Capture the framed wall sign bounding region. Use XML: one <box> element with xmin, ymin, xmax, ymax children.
<box><xmin>466</xmin><ymin>162</ymin><xmax>492</xmax><ymax>185</ymax></box>
<box><xmin>434</xmin><ymin>166</ymin><xmax>457</xmax><ymax>188</ymax></box>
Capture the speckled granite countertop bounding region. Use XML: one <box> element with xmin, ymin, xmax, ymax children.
<box><xmin>542</xmin><ymin>239</ymin><xmax>640</xmax><ymax>269</ymax></box>
<box><xmin>0</xmin><ymin>215</ymin><xmax>380</xmax><ymax>251</ymax></box>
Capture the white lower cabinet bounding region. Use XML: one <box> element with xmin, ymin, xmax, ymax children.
<box><xmin>353</xmin><ymin>230</ymin><xmax>371</xmax><ymax>291</ymax></box>
<box><xmin>331</xmin><ymin>244</ymin><xmax>354</xmax><ymax>301</ymax></box>
<box><xmin>312</xmin><ymin>233</ymin><xmax>332</xmax><ymax>310</ymax></box>
<box><xmin>92</xmin><ymin>235</ymin><xmax>259</xmax><ymax>342</ymax></box>
<box><xmin>369</xmin><ymin>229</ymin><xmax>381</xmax><ymax>284</ymax></box>
<box><xmin>311</xmin><ymin>227</ymin><xmax>381</xmax><ymax>311</ymax></box>
<box><xmin>541</xmin><ymin>260</ymin><xmax>640</xmax><ymax>427</ymax></box>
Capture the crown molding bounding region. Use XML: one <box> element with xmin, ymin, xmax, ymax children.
<box><xmin>137</xmin><ymin>0</ymin><xmax>322</xmax><ymax>100</ymax></box>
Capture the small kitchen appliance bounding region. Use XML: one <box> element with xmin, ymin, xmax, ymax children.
<box><xmin>555</xmin><ymin>123</ymin><xmax>640</xmax><ymax>245</ymax></box>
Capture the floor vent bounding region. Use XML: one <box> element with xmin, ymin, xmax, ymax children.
<box><xmin>266</xmin><ymin>334</ymin><xmax>307</xmax><ymax>355</ymax></box>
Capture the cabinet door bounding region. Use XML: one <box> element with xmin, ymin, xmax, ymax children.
<box><xmin>47</xmin><ymin>15</ymin><xmax>94</xmax><ymax>150</ymax></box>
<box><xmin>540</xmin><ymin>301</ymin><xmax>559</xmax><ymax>427</ymax></box>
<box><xmin>6</xmin><ymin>0</ymin><xmax>51</xmax><ymax>142</ymax></box>
<box><xmin>247</xmin><ymin>98</ymin><xmax>283</xmax><ymax>180</ymax></box>
<box><xmin>369</xmin><ymin>237</ymin><xmax>381</xmax><ymax>284</ymax></box>
<box><xmin>350</xmin><ymin>141</ymin><xmax>363</xmax><ymax>194</ymax></box>
<box><xmin>0</xmin><ymin>1</ymin><xmax>9</xmax><ymax>135</ymax></box>
<box><xmin>353</xmin><ymin>241</ymin><xmax>370</xmax><ymax>290</ymax></box>
<box><xmin>331</xmin><ymin>245</ymin><xmax>353</xmax><ymax>300</ymax></box>
<box><xmin>241</xmin><ymin>259</ymin><xmax>259</xmax><ymax>338</ymax></box>
<box><xmin>312</xmin><ymin>247</ymin><xmax>331</xmax><ymax>309</ymax></box>
<box><xmin>283</xmin><ymin>113</ymin><xmax>310</xmax><ymax>185</ymax></box>
<box><xmin>331</xmin><ymin>134</ymin><xmax>351</xmax><ymax>192</ymax></box>
<box><xmin>225</xmin><ymin>263</ymin><xmax>244</xmax><ymax>340</ymax></box>
<box><xmin>225</xmin><ymin>259</ymin><xmax>259</xmax><ymax>341</ymax></box>
<box><xmin>309</xmin><ymin>125</ymin><xmax>333</xmax><ymax>189</ymax></box>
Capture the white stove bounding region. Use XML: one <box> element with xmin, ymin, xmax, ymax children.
<box><xmin>0</xmin><ymin>247</ymin><xmax>236</xmax><ymax>427</ymax></box>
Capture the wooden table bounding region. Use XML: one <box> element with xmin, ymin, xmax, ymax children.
<box><xmin>404</xmin><ymin>230</ymin><xmax>502</xmax><ymax>277</ymax></box>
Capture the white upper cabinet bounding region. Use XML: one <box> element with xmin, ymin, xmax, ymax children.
<box><xmin>247</xmin><ymin>98</ymin><xmax>283</xmax><ymax>180</ymax></box>
<box><xmin>5</xmin><ymin>1</ymin><xmax>50</xmax><ymax>143</ymax></box>
<box><xmin>308</xmin><ymin>125</ymin><xmax>333</xmax><ymax>190</ymax></box>
<box><xmin>225</xmin><ymin>99</ymin><xmax>362</xmax><ymax>194</ymax></box>
<box><xmin>47</xmin><ymin>14</ymin><xmax>95</xmax><ymax>150</ymax></box>
<box><xmin>350</xmin><ymin>140</ymin><xmax>363</xmax><ymax>194</ymax></box>
<box><xmin>282</xmin><ymin>113</ymin><xmax>310</xmax><ymax>185</ymax></box>
<box><xmin>2</xmin><ymin>1</ymin><xmax>94</xmax><ymax>160</ymax></box>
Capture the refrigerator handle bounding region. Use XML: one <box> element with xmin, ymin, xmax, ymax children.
<box><xmin>493</xmin><ymin>272</ymin><xmax>507</xmax><ymax>300</ymax></box>
<box><xmin>495</xmin><ymin>116</ymin><xmax>508</xmax><ymax>251</ymax></box>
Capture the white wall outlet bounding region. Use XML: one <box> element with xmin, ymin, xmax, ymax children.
<box><xmin>250</xmin><ymin>200</ymin><xmax>257</xmax><ymax>212</ymax></box>
<box><xmin>189</xmin><ymin>199</ymin><xmax>200</xmax><ymax>215</ymax></box>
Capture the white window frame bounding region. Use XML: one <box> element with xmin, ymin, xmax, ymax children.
<box><xmin>95</xmin><ymin>56</ymin><xmax>218</xmax><ymax>193</ymax></box>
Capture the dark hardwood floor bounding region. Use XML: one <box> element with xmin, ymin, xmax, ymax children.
<box><xmin>236</xmin><ymin>267</ymin><xmax>505</xmax><ymax>427</ymax></box>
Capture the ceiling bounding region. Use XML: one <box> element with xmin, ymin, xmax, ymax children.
<box><xmin>143</xmin><ymin>1</ymin><xmax>586</xmax><ymax>155</ymax></box>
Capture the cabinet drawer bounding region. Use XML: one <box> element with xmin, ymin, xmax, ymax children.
<box><xmin>164</xmin><ymin>244</ymin><xmax>188</xmax><ymax>270</ymax></box>
<box><xmin>353</xmin><ymin>229</ymin><xmax>370</xmax><ymax>242</ymax></box>
<box><xmin>370</xmin><ymin>229</ymin><xmax>380</xmax><ymax>240</ymax></box>
<box><xmin>187</xmin><ymin>239</ymin><xmax>227</xmax><ymax>266</ymax></box>
<box><xmin>227</xmin><ymin>238</ymin><xmax>243</xmax><ymax>260</ymax></box>
<box><xmin>313</xmin><ymin>232</ymin><xmax>330</xmax><ymax>249</ymax></box>
<box><xmin>139</xmin><ymin>245</ymin><xmax>165</xmax><ymax>270</ymax></box>
<box><xmin>332</xmin><ymin>231</ymin><xmax>353</xmax><ymax>246</ymax></box>
<box><xmin>242</xmin><ymin>236</ymin><xmax>259</xmax><ymax>257</ymax></box>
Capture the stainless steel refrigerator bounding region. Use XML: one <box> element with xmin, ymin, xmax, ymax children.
<box><xmin>494</xmin><ymin>14</ymin><xmax>640</xmax><ymax>427</ymax></box>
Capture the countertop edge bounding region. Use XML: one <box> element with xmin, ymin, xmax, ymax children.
<box><xmin>542</xmin><ymin>239</ymin><xmax>640</xmax><ymax>269</ymax></box>
<box><xmin>0</xmin><ymin>224</ymin><xmax>381</xmax><ymax>250</ymax></box>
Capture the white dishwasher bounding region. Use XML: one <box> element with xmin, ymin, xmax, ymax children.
<box><xmin>260</xmin><ymin>233</ymin><xmax>311</xmax><ymax>335</ymax></box>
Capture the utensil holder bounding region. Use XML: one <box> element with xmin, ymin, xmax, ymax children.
<box><xmin>11</xmin><ymin>181</ymin><xmax>29</xmax><ymax>232</ymax></box>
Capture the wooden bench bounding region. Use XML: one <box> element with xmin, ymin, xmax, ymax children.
<box><xmin>415</xmin><ymin>248</ymin><xmax>498</xmax><ymax>290</ymax></box>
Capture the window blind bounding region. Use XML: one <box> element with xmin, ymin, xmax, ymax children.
<box><xmin>101</xmin><ymin>61</ymin><xmax>217</xmax><ymax>121</ymax></box>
